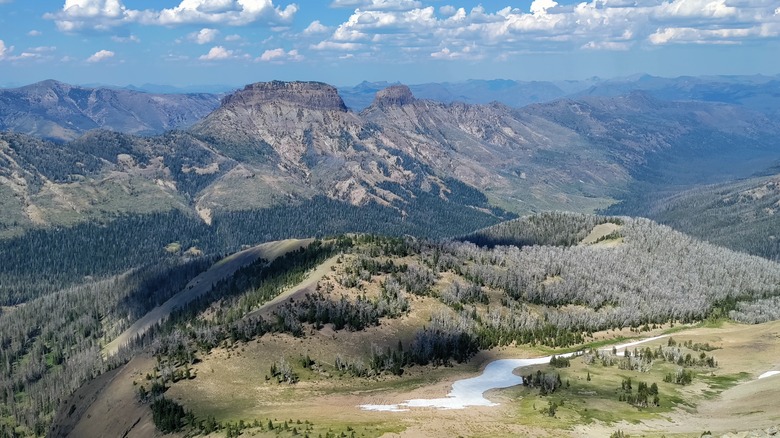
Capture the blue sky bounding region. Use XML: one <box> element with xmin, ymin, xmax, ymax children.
<box><xmin>0</xmin><ymin>0</ymin><xmax>778</xmax><ymax>88</ymax></box>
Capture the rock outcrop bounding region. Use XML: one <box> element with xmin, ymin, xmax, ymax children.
<box><xmin>221</xmin><ymin>81</ymin><xmax>347</xmax><ymax>112</ymax></box>
<box><xmin>371</xmin><ymin>85</ymin><xmax>415</xmax><ymax>107</ymax></box>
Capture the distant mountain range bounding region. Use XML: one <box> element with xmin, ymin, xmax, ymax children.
<box><xmin>1</xmin><ymin>78</ymin><xmax>779</xmax><ymax>247</ymax></box>
<box><xmin>337</xmin><ymin>79</ymin><xmax>588</xmax><ymax>111</ymax></box>
<box><xmin>337</xmin><ymin>74</ymin><xmax>780</xmax><ymax>111</ymax></box>
<box><xmin>0</xmin><ymin>80</ymin><xmax>221</xmax><ymax>141</ymax></box>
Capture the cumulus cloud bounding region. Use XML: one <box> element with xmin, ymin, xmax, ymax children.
<box><xmin>430</xmin><ymin>45</ymin><xmax>481</xmax><ymax>60</ymax></box>
<box><xmin>189</xmin><ymin>28</ymin><xmax>220</xmax><ymax>44</ymax></box>
<box><xmin>530</xmin><ymin>0</ymin><xmax>558</xmax><ymax>16</ymax></box>
<box><xmin>258</xmin><ymin>47</ymin><xmax>303</xmax><ymax>61</ymax></box>
<box><xmin>582</xmin><ymin>40</ymin><xmax>632</xmax><ymax>50</ymax></box>
<box><xmin>86</xmin><ymin>49</ymin><xmax>115</xmax><ymax>62</ymax></box>
<box><xmin>303</xmin><ymin>20</ymin><xmax>330</xmax><ymax>35</ymax></box>
<box><xmin>438</xmin><ymin>5</ymin><xmax>457</xmax><ymax>17</ymax></box>
<box><xmin>224</xmin><ymin>33</ymin><xmax>242</xmax><ymax>41</ymax></box>
<box><xmin>199</xmin><ymin>45</ymin><xmax>234</xmax><ymax>60</ymax></box>
<box><xmin>0</xmin><ymin>40</ymin><xmax>9</xmax><ymax>60</ymax></box>
<box><xmin>310</xmin><ymin>41</ymin><xmax>363</xmax><ymax>51</ymax></box>
<box><xmin>311</xmin><ymin>0</ymin><xmax>780</xmax><ymax>59</ymax></box>
<box><xmin>46</xmin><ymin>0</ymin><xmax>298</xmax><ymax>32</ymax></box>
<box><xmin>111</xmin><ymin>34</ymin><xmax>139</xmax><ymax>43</ymax></box>
<box><xmin>28</xmin><ymin>30</ymin><xmax>42</xmax><ymax>37</ymax></box>
<box><xmin>330</xmin><ymin>0</ymin><xmax>421</xmax><ymax>11</ymax></box>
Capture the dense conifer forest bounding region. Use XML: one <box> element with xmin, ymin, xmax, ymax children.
<box><xmin>0</xmin><ymin>189</ymin><xmax>509</xmax><ymax>305</ymax></box>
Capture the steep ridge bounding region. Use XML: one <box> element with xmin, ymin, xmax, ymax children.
<box><xmin>362</xmin><ymin>85</ymin><xmax>626</xmax><ymax>212</ymax></box>
<box><xmin>0</xmin><ymin>80</ymin><xmax>221</xmax><ymax>141</ymax></box>
<box><xmin>1</xmin><ymin>80</ymin><xmax>780</xmax><ymax>242</ymax></box>
<box><xmin>192</xmin><ymin>81</ymin><xmax>476</xmax><ymax>209</ymax></box>
<box><xmin>625</xmin><ymin>170</ymin><xmax>780</xmax><ymax>260</ymax></box>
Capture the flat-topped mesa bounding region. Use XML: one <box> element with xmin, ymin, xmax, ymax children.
<box><xmin>221</xmin><ymin>81</ymin><xmax>348</xmax><ymax>112</ymax></box>
<box><xmin>372</xmin><ymin>85</ymin><xmax>416</xmax><ymax>107</ymax></box>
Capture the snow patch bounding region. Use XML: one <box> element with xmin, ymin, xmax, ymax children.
<box><xmin>359</xmin><ymin>335</ymin><xmax>667</xmax><ymax>411</ymax></box>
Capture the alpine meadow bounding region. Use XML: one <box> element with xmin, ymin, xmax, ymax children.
<box><xmin>1</xmin><ymin>1</ymin><xmax>780</xmax><ymax>437</ymax></box>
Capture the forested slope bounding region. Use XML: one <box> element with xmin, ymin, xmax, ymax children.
<box><xmin>49</xmin><ymin>213</ymin><xmax>777</xmax><ymax>437</ymax></box>
<box><xmin>632</xmin><ymin>172</ymin><xmax>780</xmax><ymax>261</ymax></box>
<box><xmin>2</xmin><ymin>213</ymin><xmax>778</xmax><ymax>436</ymax></box>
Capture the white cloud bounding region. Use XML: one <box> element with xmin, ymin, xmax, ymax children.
<box><xmin>330</xmin><ymin>0</ymin><xmax>421</xmax><ymax>11</ymax></box>
<box><xmin>111</xmin><ymin>34</ymin><xmax>139</xmax><ymax>43</ymax></box>
<box><xmin>189</xmin><ymin>28</ymin><xmax>220</xmax><ymax>44</ymax></box>
<box><xmin>258</xmin><ymin>47</ymin><xmax>303</xmax><ymax>62</ymax></box>
<box><xmin>310</xmin><ymin>0</ymin><xmax>780</xmax><ymax>61</ymax></box>
<box><xmin>439</xmin><ymin>6</ymin><xmax>457</xmax><ymax>17</ymax></box>
<box><xmin>655</xmin><ymin>0</ymin><xmax>737</xmax><ymax>19</ymax></box>
<box><xmin>224</xmin><ymin>33</ymin><xmax>242</xmax><ymax>41</ymax></box>
<box><xmin>46</xmin><ymin>0</ymin><xmax>298</xmax><ymax>32</ymax></box>
<box><xmin>12</xmin><ymin>52</ymin><xmax>42</xmax><ymax>60</ymax></box>
<box><xmin>310</xmin><ymin>41</ymin><xmax>363</xmax><ymax>51</ymax></box>
<box><xmin>430</xmin><ymin>45</ymin><xmax>482</xmax><ymax>60</ymax></box>
<box><xmin>28</xmin><ymin>30</ymin><xmax>42</xmax><ymax>37</ymax></box>
<box><xmin>530</xmin><ymin>0</ymin><xmax>558</xmax><ymax>16</ymax></box>
<box><xmin>199</xmin><ymin>45</ymin><xmax>234</xmax><ymax>60</ymax></box>
<box><xmin>303</xmin><ymin>20</ymin><xmax>330</xmax><ymax>35</ymax></box>
<box><xmin>141</xmin><ymin>0</ymin><xmax>299</xmax><ymax>26</ymax></box>
<box><xmin>0</xmin><ymin>43</ymin><xmax>54</xmax><ymax>62</ymax></box>
<box><xmin>86</xmin><ymin>49</ymin><xmax>115</xmax><ymax>62</ymax></box>
<box><xmin>582</xmin><ymin>40</ymin><xmax>632</xmax><ymax>50</ymax></box>
<box><xmin>0</xmin><ymin>40</ymin><xmax>9</xmax><ymax>60</ymax></box>
<box><xmin>649</xmin><ymin>26</ymin><xmax>753</xmax><ymax>44</ymax></box>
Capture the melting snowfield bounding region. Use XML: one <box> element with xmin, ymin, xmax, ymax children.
<box><xmin>360</xmin><ymin>335</ymin><xmax>668</xmax><ymax>411</ymax></box>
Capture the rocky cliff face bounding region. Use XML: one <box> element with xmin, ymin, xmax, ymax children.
<box><xmin>221</xmin><ymin>81</ymin><xmax>348</xmax><ymax>112</ymax></box>
<box><xmin>192</xmin><ymin>81</ymin><xmax>441</xmax><ymax>210</ymax></box>
<box><xmin>371</xmin><ymin>85</ymin><xmax>415</xmax><ymax>107</ymax></box>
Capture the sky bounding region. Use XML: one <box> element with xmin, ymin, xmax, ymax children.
<box><xmin>0</xmin><ymin>0</ymin><xmax>779</xmax><ymax>88</ymax></box>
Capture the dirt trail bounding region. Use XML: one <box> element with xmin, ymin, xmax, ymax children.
<box><xmin>245</xmin><ymin>255</ymin><xmax>339</xmax><ymax>319</ymax></box>
<box><xmin>103</xmin><ymin>238</ymin><xmax>313</xmax><ymax>357</ymax></box>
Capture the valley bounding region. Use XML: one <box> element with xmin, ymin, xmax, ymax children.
<box><xmin>1</xmin><ymin>74</ymin><xmax>780</xmax><ymax>438</ymax></box>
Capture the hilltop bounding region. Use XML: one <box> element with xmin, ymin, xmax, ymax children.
<box><xmin>28</xmin><ymin>213</ymin><xmax>780</xmax><ymax>437</ymax></box>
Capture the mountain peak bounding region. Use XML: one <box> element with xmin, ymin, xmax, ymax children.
<box><xmin>221</xmin><ymin>81</ymin><xmax>347</xmax><ymax>112</ymax></box>
<box><xmin>372</xmin><ymin>85</ymin><xmax>415</xmax><ymax>107</ymax></box>
<box><xmin>21</xmin><ymin>79</ymin><xmax>72</xmax><ymax>92</ymax></box>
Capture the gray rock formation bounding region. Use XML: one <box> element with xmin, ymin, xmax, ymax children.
<box><xmin>371</xmin><ymin>85</ymin><xmax>415</xmax><ymax>107</ymax></box>
<box><xmin>222</xmin><ymin>81</ymin><xmax>347</xmax><ymax>112</ymax></box>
